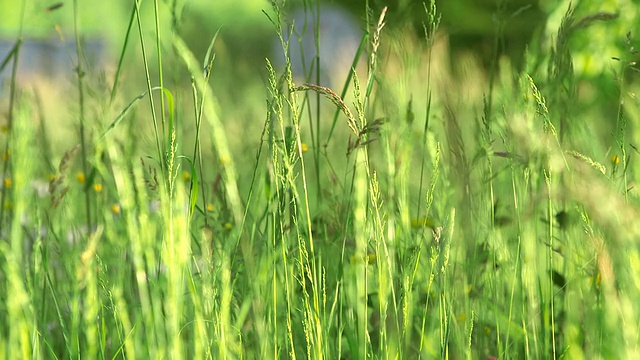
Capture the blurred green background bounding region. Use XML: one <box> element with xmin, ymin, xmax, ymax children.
<box><xmin>0</xmin><ymin>0</ymin><xmax>637</xmax><ymax>165</ymax></box>
<box><xmin>1</xmin><ymin>0</ymin><xmax>634</xmax><ymax>86</ymax></box>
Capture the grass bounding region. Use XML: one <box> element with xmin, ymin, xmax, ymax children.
<box><xmin>1</xmin><ymin>0</ymin><xmax>639</xmax><ymax>358</ymax></box>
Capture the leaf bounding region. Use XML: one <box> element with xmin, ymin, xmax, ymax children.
<box><xmin>0</xmin><ymin>39</ymin><xmax>21</xmax><ymax>73</ymax></box>
<box><xmin>100</xmin><ymin>87</ymin><xmax>162</xmax><ymax>140</ymax></box>
<box><xmin>162</xmin><ymin>87</ymin><xmax>176</xmax><ymax>148</ymax></box>
<box><xmin>203</xmin><ymin>28</ymin><xmax>221</xmax><ymax>77</ymax></box>
<box><xmin>179</xmin><ymin>156</ymin><xmax>199</xmax><ymax>217</ymax></box>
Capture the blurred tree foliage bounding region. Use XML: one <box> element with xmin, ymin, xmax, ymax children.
<box><xmin>175</xmin><ymin>0</ymin><xmax>550</xmax><ymax>79</ymax></box>
<box><xmin>339</xmin><ymin>0</ymin><xmax>549</xmax><ymax>70</ymax></box>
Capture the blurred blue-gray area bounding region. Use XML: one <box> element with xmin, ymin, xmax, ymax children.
<box><xmin>0</xmin><ymin>38</ymin><xmax>106</xmax><ymax>95</ymax></box>
<box><xmin>273</xmin><ymin>4</ymin><xmax>363</xmax><ymax>87</ymax></box>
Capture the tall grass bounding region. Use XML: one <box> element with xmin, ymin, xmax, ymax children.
<box><xmin>0</xmin><ymin>0</ymin><xmax>639</xmax><ymax>358</ymax></box>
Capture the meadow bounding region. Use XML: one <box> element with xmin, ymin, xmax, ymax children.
<box><xmin>1</xmin><ymin>0</ymin><xmax>639</xmax><ymax>358</ymax></box>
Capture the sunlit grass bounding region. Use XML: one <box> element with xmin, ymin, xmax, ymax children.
<box><xmin>0</xmin><ymin>0</ymin><xmax>639</xmax><ymax>359</ymax></box>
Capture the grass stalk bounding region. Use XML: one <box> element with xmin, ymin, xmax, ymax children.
<box><xmin>1</xmin><ymin>0</ymin><xmax>639</xmax><ymax>358</ymax></box>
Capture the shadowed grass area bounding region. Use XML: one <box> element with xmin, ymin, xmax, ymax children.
<box><xmin>0</xmin><ymin>0</ymin><xmax>639</xmax><ymax>359</ymax></box>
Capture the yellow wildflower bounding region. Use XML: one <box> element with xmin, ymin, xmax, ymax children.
<box><xmin>610</xmin><ymin>155</ymin><xmax>620</xmax><ymax>165</ymax></box>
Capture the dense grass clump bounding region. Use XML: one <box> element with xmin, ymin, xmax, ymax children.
<box><xmin>0</xmin><ymin>0</ymin><xmax>639</xmax><ymax>358</ymax></box>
